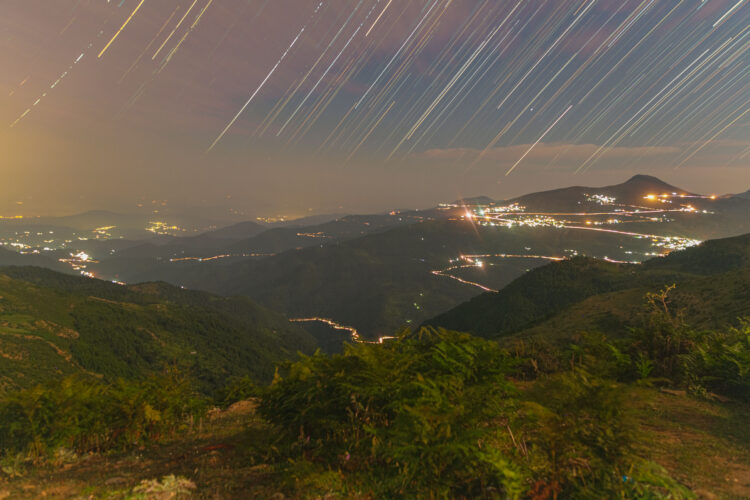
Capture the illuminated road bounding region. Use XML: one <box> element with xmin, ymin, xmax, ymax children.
<box><xmin>432</xmin><ymin>265</ymin><xmax>497</xmax><ymax>292</ymax></box>
<box><xmin>290</xmin><ymin>317</ymin><xmax>395</xmax><ymax>344</ymax></box>
<box><xmin>432</xmin><ymin>254</ymin><xmax>564</xmax><ymax>293</ymax></box>
<box><xmin>168</xmin><ymin>252</ymin><xmax>274</xmax><ymax>263</ymax></box>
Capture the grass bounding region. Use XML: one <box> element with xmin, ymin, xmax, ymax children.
<box><xmin>2</xmin><ymin>389</ymin><xmax>749</xmax><ymax>499</ymax></box>
<box><xmin>632</xmin><ymin>388</ymin><xmax>750</xmax><ymax>498</ymax></box>
<box><xmin>0</xmin><ymin>401</ymin><xmax>284</xmax><ymax>499</ymax></box>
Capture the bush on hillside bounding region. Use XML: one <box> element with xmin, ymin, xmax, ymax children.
<box><xmin>259</xmin><ymin>327</ymin><xmax>524</xmax><ymax>498</ymax></box>
<box><xmin>0</xmin><ymin>368</ymin><xmax>206</xmax><ymax>458</ymax></box>
<box><xmin>510</xmin><ymin>284</ymin><xmax>750</xmax><ymax>404</ymax></box>
<box><xmin>258</xmin><ymin>327</ymin><xmax>684</xmax><ymax>498</ymax></box>
<box><xmin>217</xmin><ymin>375</ymin><xmax>261</xmax><ymax>408</ymax></box>
<box><xmin>622</xmin><ymin>286</ymin><xmax>750</xmax><ymax>401</ymax></box>
<box><xmin>520</xmin><ymin>369</ymin><xmax>639</xmax><ymax>498</ymax></box>
<box><xmin>684</xmin><ymin>320</ymin><xmax>750</xmax><ymax>401</ymax></box>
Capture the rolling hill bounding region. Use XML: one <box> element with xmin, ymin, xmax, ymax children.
<box><xmin>507</xmin><ymin>174</ymin><xmax>694</xmax><ymax>210</ymax></box>
<box><xmin>122</xmin><ymin>219</ymin><xmax>680</xmax><ymax>338</ymax></box>
<box><xmin>196</xmin><ymin>220</ymin><xmax>267</xmax><ymax>240</ymax></box>
<box><xmin>503</xmin><ymin>174</ymin><xmax>750</xmax><ymax>239</ymax></box>
<box><xmin>511</xmin><ymin>267</ymin><xmax>750</xmax><ymax>342</ymax></box>
<box><xmin>0</xmin><ymin>266</ymin><xmax>316</xmax><ymax>394</ymax></box>
<box><xmin>424</xmin><ymin>233</ymin><xmax>750</xmax><ymax>339</ymax></box>
<box><xmin>0</xmin><ymin>247</ymin><xmax>72</xmax><ymax>273</ymax></box>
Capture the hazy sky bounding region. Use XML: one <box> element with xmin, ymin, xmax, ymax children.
<box><xmin>2</xmin><ymin>0</ymin><xmax>748</xmax><ymax>217</ymax></box>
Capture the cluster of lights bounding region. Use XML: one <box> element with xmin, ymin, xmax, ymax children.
<box><xmin>487</xmin><ymin>203</ymin><xmax>526</xmax><ymax>213</ymax></box>
<box><xmin>656</xmin><ymin>236</ymin><xmax>702</xmax><ymax>252</ymax></box>
<box><xmin>481</xmin><ymin>215</ymin><xmax>567</xmax><ymax>229</ymax></box>
<box><xmin>256</xmin><ymin>215</ymin><xmax>290</xmax><ymax>224</ymax></box>
<box><xmin>454</xmin><ymin>188</ymin><xmax>713</xmax><ymax>266</ymax></box>
<box><xmin>678</xmin><ymin>205</ymin><xmax>712</xmax><ymax>214</ymax></box>
<box><xmin>296</xmin><ymin>232</ymin><xmax>331</xmax><ymax>239</ymax></box>
<box><xmin>585</xmin><ymin>194</ymin><xmax>617</xmax><ymax>205</ymax></box>
<box><xmin>0</xmin><ymin>224</ymin><xmax>130</xmax><ymax>254</ymax></box>
<box><xmin>644</xmin><ymin>192</ymin><xmax>717</xmax><ymax>201</ymax></box>
<box><xmin>644</xmin><ymin>194</ymin><xmax>673</xmax><ymax>204</ymax></box>
<box><xmin>5</xmin><ymin>242</ymin><xmax>29</xmax><ymax>249</ymax></box>
<box><xmin>583</xmin><ymin>218</ymin><xmax>624</xmax><ymax>226</ymax></box>
<box><xmin>58</xmin><ymin>251</ymin><xmax>98</xmax><ymax>278</ymax></box>
<box><xmin>93</xmin><ymin>226</ymin><xmax>116</xmax><ymax>238</ymax></box>
<box><xmin>146</xmin><ymin>221</ymin><xmax>184</xmax><ymax>235</ymax></box>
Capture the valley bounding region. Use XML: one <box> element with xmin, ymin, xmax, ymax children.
<box><xmin>3</xmin><ymin>175</ymin><xmax>746</xmax><ymax>341</ymax></box>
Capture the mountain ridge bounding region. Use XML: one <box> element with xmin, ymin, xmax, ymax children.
<box><xmin>424</xmin><ymin>232</ymin><xmax>750</xmax><ymax>338</ymax></box>
<box><xmin>0</xmin><ymin>266</ymin><xmax>317</xmax><ymax>393</ymax></box>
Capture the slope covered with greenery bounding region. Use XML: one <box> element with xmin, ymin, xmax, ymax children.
<box><xmin>0</xmin><ymin>266</ymin><xmax>316</xmax><ymax>394</ymax></box>
<box><xmin>426</xmin><ymin>233</ymin><xmax>750</xmax><ymax>339</ymax></box>
<box><xmin>3</xmin><ymin>313</ymin><xmax>749</xmax><ymax>498</ymax></box>
<box><xmin>511</xmin><ymin>267</ymin><xmax>750</xmax><ymax>343</ymax></box>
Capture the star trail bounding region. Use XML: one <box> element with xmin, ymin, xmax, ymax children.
<box><xmin>1</xmin><ymin>0</ymin><xmax>748</xmax><ymax>215</ymax></box>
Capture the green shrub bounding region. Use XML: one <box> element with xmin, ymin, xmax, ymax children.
<box><xmin>516</xmin><ymin>284</ymin><xmax>750</xmax><ymax>403</ymax></box>
<box><xmin>506</xmin><ymin>338</ymin><xmax>565</xmax><ymax>378</ymax></box>
<box><xmin>622</xmin><ymin>285</ymin><xmax>750</xmax><ymax>401</ymax></box>
<box><xmin>259</xmin><ymin>327</ymin><xmax>524</xmax><ymax>498</ymax></box>
<box><xmin>518</xmin><ymin>369</ymin><xmax>693</xmax><ymax>499</ymax></box>
<box><xmin>0</xmin><ymin>369</ymin><xmax>207</xmax><ymax>458</ymax></box>
<box><xmin>259</xmin><ymin>327</ymin><xmax>686</xmax><ymax>498</ymax></box>
<box><xmin>520</xmin><ymin>369</ymin><xmax>638</xmax><ymax>498</ymax></box>
<box><xmin>217</xmin><ymin>375</ymin><xmax>260</xmax><ymax>408</ymax></box>
<box><xmin>623</xmin><ymin>285</ymin><xmax>697</xmax><ymax>383</ymax></box>
<box><xmin>129</xmin><ymin>474</ymin><xmax>197</xmax><ymax>499</ymax></box>
<box><xmin>684</xmin><ymin>320</ymin><xmax>750</xmax><ymax>401</ymax></box>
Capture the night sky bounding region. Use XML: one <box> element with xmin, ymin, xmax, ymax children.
<box><xmin>2</xmin><ymin>0</ymin><xmax>749</xmax><ymax>217</ymax></box>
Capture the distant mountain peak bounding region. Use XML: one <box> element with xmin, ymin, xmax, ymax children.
<box><xmin>621</xmin><ymin>175</ymin><xmax>684</xmax><ymax>191</ymax></box>
<box><xmin>624</xmin><ymin>174</ymin><xmax>667</xmax><ymax>184</ymax></box>
<box><xmin>616</xmin><ymin>174</ymin><xmax>689</xmax><ymax>194</ymax></box>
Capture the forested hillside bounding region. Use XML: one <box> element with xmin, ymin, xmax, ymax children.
<box><xmin>426</xmin><ymin>233</ymin><xmax>750</xmax><ymax>338</ymax></box>
<box><xmin>0</xmin><ymin>267</ymin><xmax>316</xmax><ymax>394</ymax></box>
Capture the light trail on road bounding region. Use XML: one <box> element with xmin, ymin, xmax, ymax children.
<box><xmin>291</xmin><ymin>317</ymin><xmax>361</xmax><ymax>342</ymax></box>
<box><xmin>290</xmin><ymin>317</ymin><xmax>395</xmax><ymax>344</ymax></box>
<box><xmin>431</xmin><ymin>254</ymin><xmax>565</xmax><ymax>293</ymax></box>
<box><xmin>431</xmin><ymin>267</ymin><xmax>497</xmax><ymax>292</ymax></box>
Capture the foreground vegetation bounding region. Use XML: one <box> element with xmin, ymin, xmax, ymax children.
<box><xmin>2</xmin><ymin>387</ymin><xmax>749</xmax><ymax>499</ymax></box>
<box><xmin>258</xmin><ymin>328</ymin><xmax>687</xmax><ymax>498</ymax></box>
<box><xmin>0</xmin><ymin>369</ymin><xmax>206</xmax><ymax>459</ymax></box>
<box><xmin>1</xmin><ymin>284</ymin><xmax>748</xmax><ymax>498</ymax></box>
